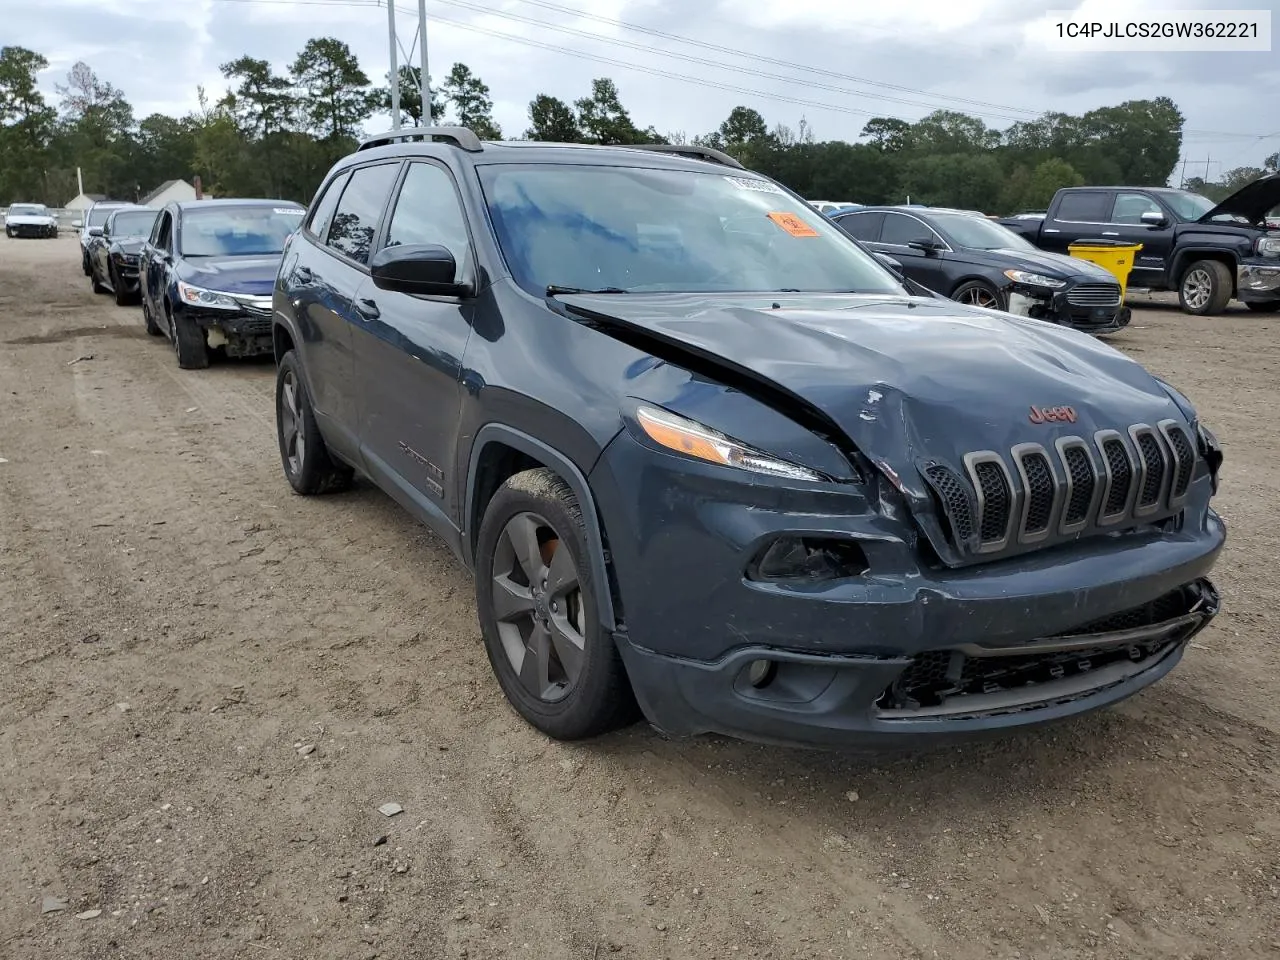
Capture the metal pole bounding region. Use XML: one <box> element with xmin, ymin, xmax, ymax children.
<box><xmin>418</xmin><ymin>0</ymin><xmax>431</xmax><ymax>126</ymax></box>
<box><xmin>387</xmin><ymin>0</ymin><xmax>400</xmax><ymax>129</ymax></box>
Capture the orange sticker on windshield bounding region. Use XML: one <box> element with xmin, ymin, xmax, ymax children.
<box><xmin>766</xmin><ymin>212</ymin><xmax>819</xmax><ymax>237</ymax></box>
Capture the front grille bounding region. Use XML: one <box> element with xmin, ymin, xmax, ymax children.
<box><xmin>921</xmin><ymin>418</ymin><xmax>1198</xmax><ymax>557</ymax></box>
<box><xmin>1061</xmin><ymin>444</ymin><xmax>1096</xmax><ymax>526</ymax></box>
<box><xmin>972</xmin><ymin>461</ymin><xmax>1011</xmax><ymax>544</ymax></box>
<box><xmin>879</xmin><ymin>581</ymin><xmax>1216</xmax><ymax>716</ymax></box>
<box><xmin>923</xmin><ymin>465</ymin><xmax>974</xmax><ymax>543</ymax></box>
<box><xmin>1018</xmin><ymin>450</ymin><xmax>1055</xmax><ymax>534</ymax></box>
<box><xmin>1066</xmin><ymin>282</ymin><xmax>1122</xmax><ymax>307</ymax></box>
<box><xmin>240</xmin><ymin>318</ymin><xmax>272</xmax><ymax>336</ymax></box>
<box><xmin>1101</xmin><ymin>437</ymin><xmax>1134</xmax><ymax>517</ymax></box>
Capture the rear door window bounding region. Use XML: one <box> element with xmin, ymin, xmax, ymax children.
<box><xmin>1055</xmin><ymin>191</ymin><xmax>1111</xmax><ymax>223</ymax></box>
<box><xmin>834</xmin><ymin>211</ymin><xmax>884</xmax><ymax>242</ymax></box>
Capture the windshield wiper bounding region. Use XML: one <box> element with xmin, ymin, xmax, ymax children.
<box><xmin>545</xmin><ymin>284</ymin><xmax>630</xmax><ymax>297</ymax></box>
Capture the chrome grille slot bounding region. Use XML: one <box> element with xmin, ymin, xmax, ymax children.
<box><xmin>965</xmin><ymin>454</ymin><xmax>1014</xmax><ymax>551</ymax></box>
<box><xmin>1160</xmin><ymin>420</ymin><xmax>1195</xmax><ymax>504</ymax></box>
<box><xmin>1097</xmin><ymin>432</ymin><xmax>1134</xmax><ymax>523</ymax></box>
<box><xmin>1012</xmin><ymin>444</ymin><xmax>1057</xmax><ymax>542</ymax></box>
<box><xmin>1057</xmin><ymin>439</ymin><xmax>1096</xmax><ymax>532</ymax></box>
<box><xmin>1066</xmin><ymin>283</ymin><xmax>1122</xmax><ymax>307</ymax></box>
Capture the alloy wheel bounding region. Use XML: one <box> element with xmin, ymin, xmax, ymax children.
<box><xmin>1182</xmin><ymin>269</ymin><xmax>1211</xmax><ymax>311</ymax></box>
<box><xmin>279</xmin><ymin>369</ymin><xmax>306</xmax><ymax>475</ymax></box>
<box><xmin>957</xmin><ymin>287</ymin><xmax>999</xmax><ymax>309</ymax></box>
<box><xmin>490</xmin><ymin>511</ymin><xmax>586</xmax><ymax>703</ymax></box>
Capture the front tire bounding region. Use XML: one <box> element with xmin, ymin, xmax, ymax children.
<box><xmin>111</xmin><ymin>265</ymin><xmax>131</xmax><ymax>306</ymax></box>
<box><xmin>81</xmin><ymin>251</ymin><xmax>91</xmax><ymax>276</ymax></box>
<box><xmin>90</xmin><ymin>266</ymin><xmax>108</xmax><ymax>295</ymax></box>
<box><xmin>951</xmin><ymin>280</ymin><xmax>1005</xmax><ymax>312</ymax></box>
<box><xmin>475</xmin><ymin>468</ymin><xmax>637</xmax><ymax>740</ymax></box>
<box><xmin>275</xmin><ymin>350</ymin><xmax>353</xmax><ymax>495</ymax></box>
<box><xmin>142</xmin><ymin>297</ymin><xmax>162</xmax><ymax>335</ymax></box>
<box><xmin>170</xmin><ymin>307</ymin><xmax>209</xmax><ymax>370</ymax></box>
<box><xmin>1178</xmin><ymin>260</ymin><xmax>1232</xmax><ymax>316</ymax></box>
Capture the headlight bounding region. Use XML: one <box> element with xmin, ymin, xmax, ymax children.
<box><xmin>1256</xmin><ymin>237</ymin><xmax>1280</xmax><ymax>257</ymax></box>
<box><xmin>177</xmin><ymin>280</ymin><xmax>240</xmax><ymax>310</ymax></box>
<box><xmin>635</xmin><ymin>405</ymin><xmax>828</xmax><ymax>482</ymax></box>
<box><xmin>1004</xmin><ymin>269</ymin><xmax>1066</xmax><ymax>288</ymax></box>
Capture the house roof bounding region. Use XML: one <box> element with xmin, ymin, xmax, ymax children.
<box><xmin>140</xmin><ymin>179</ymin><xmax>190</xmax><ymax>205</ymax></box>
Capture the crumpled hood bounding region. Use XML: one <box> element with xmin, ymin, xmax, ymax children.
<box><xmin>1200</xmin><ymin>172</ymin><xmax>1280</xmax><ymax>226</ymax></box>
<box><xmin>111</xmin><ymin>238</ymin><xmax>147</xmax><ymax>255</ymax></box>
<box><xmin>559</xmin><ymin>291</ymin><xmax>1185</xmax><ymax>491</ymax></box>
<box><xmin>990</xmin><ymin>247</ymin><xmax>1117</xmax><ymax>282</ymax></box>
<box><xmin>176</xmin><ymin>256</ymin><xmax>280</xmax><ymax>296</ymax></box>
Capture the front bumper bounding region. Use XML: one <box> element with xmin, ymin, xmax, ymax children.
<box><xmin>1237</xmin><ymin>259</ymin><xmax>1280</xmax><ymax>303</ymax></box>
<box><xmin>180</xmin><ymin>302</ymin><xmax>274</xmax><ymax>357</ymax></box>
<box><xmin>590</xmin><ymin>429</ymin><xmax>1225</xmax><ymax>747</ymax></box>
<box><xmin>6</xmin><ymin>223</ymin><xmax>57</xmax><ymax>238</ymax></box>
<box><xmin>1006</xmin><ymin>283</ymin><xmax>1127</xmax><ymax>334</ymax></box>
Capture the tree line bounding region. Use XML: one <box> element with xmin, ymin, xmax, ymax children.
<box><xmin>2</xmin><ymin>41</ymin><xmax>1273</xmax><ymax>214</ymax></box>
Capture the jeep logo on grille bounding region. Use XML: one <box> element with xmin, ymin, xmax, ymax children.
<box><xmin>1028</xmin><ymin>405</ymin><xmax>1078</xmax><ymax>424</ymax></box>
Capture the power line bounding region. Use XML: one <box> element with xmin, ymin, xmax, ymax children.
<box><xmin>208</xmin><ymin>0</ymin><xmax>1270</xmax><ymax>141</ymax></box>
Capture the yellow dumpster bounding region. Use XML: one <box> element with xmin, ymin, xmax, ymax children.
<box><xmin>1067</xmin><ymin>241</ymin><xmax>1143</xmax><ymax>301</ymax></box>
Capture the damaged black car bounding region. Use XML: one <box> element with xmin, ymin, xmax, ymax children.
<box><xmin>138</xmin><ymin>199</ymin><xmax>307</xmax><ymax>368</ymax></box>
<box><xmin>88</xmin><ymin>206</ymin><xmax>159</xmax><ymax>305</ymax></box>
<box><xmin>271</xmin><ymin>130</ymin><xmax>1225</xmax><ymax>748</ymax></box>
<box><xmin>833</xmin><ymin>205</ymin><xmax>1130</xmax><ymax>333</ymax></box>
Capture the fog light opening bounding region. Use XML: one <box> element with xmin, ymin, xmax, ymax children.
<box><xmin>746</xmin><ymin>658</ymin><xmax>777</xmax><ymax>689</ymax></box>
<box><xmin>747</xmin><ymin>536</ymin><xmax>870</xmax><ymax>583</ymax></box>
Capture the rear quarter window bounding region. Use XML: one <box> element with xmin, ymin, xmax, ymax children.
<box><xmin>1055</xmin><ymin>191</ymin><xmax>1111</xmax><ymax>222</ymax></box>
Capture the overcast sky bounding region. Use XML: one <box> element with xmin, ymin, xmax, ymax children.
<box><xmin>16</xmin><ymin>0</ymin><xmax>1279</xmax><ymax>183</ymax></box>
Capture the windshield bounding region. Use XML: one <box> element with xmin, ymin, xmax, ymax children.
<box><xmin>478</xmin><ymin>164</ymin><xmax>905</xmax><ymax>295</ymax></box>
<box><xmin>9</xmin><ymin>205</ymin><xmax>45</xmax><ymax>217</ymax></box>
<box><xmin>110</xmin><ymin>210</ymin><xmax>158</xmax><ymax>237</ymax></box>
<box><xmin>1162</xmin><ymin>191</ymin><xmax>1216</xmax><ymax>221</ymax></box>
<box><xmin>931</xmin><ymin>212</ymin><xmax>1035</xmax><ymax>251</ymax></box>
<box><xmin>178</xmin><ymin>206</ymin><xmax>306</xmax><ymax>257</ymax></box>
<box><xmin>87</xmin><ymin>206</ymin><xmax>120</xmax><ymax>227</ymax></box>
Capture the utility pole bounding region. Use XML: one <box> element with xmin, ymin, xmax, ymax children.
<box><xmin>386</xmin><ymin>0</ymin><xmax>400</xmax><ymax>129</ymax></box>
<box><xmin>418</xmin><ymin>0</ymin><xmax>431</xmax><ymax>127</ymax></box>
<box><xmin>1179</xmin><ymin>156</ymin><xmax>1189</xmax><ymax>188</ymax></box>
<box><xmin>1204</xmin><ymin>153</ymin><xmax>1212</xmax><ymax>183</ymax></box>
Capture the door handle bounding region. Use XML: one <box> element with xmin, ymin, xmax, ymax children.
<box><xmin>1043</xmin><ymin>228</ymin><xmax>1060</xmax><ymax>233</ymax></box>
<box><xmin>295</xmin><ymin>265</ymin><xmax>313</xmax><ymax>283</ymax></box>
<box><xmin>356</xmin><ymin>298</ymin><xmax>380</xmax><ymax>320</ymax></box>
<box><xmin>1102</xmin><ymin>231</ymin><xmax>1119</xmax><ymax>236</ymax></box>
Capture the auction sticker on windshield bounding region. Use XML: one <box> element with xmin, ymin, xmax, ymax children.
<box><xmin>766</xmin><ymin>212</ymin><xmax>819</xmax><ymax>237</ymax></box>
<box><xmin>723</xmin><ymin>176</ymin><xmax>784</xmax><ymax>194</ymax></box>
<box><xmin>274</xmin><ymin>208</ymin><xmax>305</xmax><ymax>215</ymax></box>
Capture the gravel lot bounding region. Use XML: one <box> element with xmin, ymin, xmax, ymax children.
<box><xmin>2</xmin><ymin>234</ymin><xmax>1278</xmax><ymax>960</ymax></box>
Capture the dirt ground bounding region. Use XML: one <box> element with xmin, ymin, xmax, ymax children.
<box><xmin>0</xmin><ymin>233</ymin><xmax>1277</xmax><ymax>960</ymax></box>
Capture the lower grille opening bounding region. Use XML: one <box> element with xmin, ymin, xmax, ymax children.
<box><xmin>877</xmin><ymin>581</ymin><xmax>1214</xmax><ymax>717</ymax></box>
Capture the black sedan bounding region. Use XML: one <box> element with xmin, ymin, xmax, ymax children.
<box><xmin>88</xmin><ymin>206</ymin><xmax>159</xmax><ymax>305</ymax></box>
<box><xmin>138</xmin><ymin>199</ymin><xmax>306</xmax><ymax>369</ymax></box>
<box><xmin>832</xmin><ymin>205</ymin><xmax>1129</xmax><ymax>334</ymax></box>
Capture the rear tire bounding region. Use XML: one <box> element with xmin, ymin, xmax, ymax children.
<box><xmin>170</xmin><ymin>308</ymin><xmax>209</xmax><ymax>370</ymax></box>
<box><xmin>951</xmin><ymin>280</ymin><xmax>1005</xmax><ymax>312</ymax></box>
<box><xmin>275</xmin><ymin>350</ymin><xmax>353</xmax><ymax>495</ymax></box>
<box><xmin>1178</xmin><ymin>260</ymin><xmax>1232</xmax><ymax>316</ymax></box>
<box><xmin>475</xmin><ymin>468</ymin><xmax>637</xmax><ymax>740</ymax></box>
<box><xmin>1244</xmin><ymin>301</ymin><xmax>1280</xmax><ymax>313</ymax></box>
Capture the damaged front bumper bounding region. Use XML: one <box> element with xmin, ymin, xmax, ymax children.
<box><xmin>181</xmin><ymin>295</ymin><xmax>274</xmax><ymax>357</ymax></box>
<box><xmin>1006</xmin><ymin>284</ymin><xmax>1129</xmax><ymax>334</ymax></box>
<box><xmin>591</xmin><ymin>427</ymin><xmax>1225</xmax><ymax>749</ymax></box>
<box><xmin>1237</xmin><ymin>259</ymin><xmax>1280</xmax><ymax>304</ymax></box>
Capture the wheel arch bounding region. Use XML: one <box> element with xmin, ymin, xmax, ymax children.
<box><xmin>1171</xmin><ymin>248</ymin><xmax>1238</xmax><ymax>296</ymax></box>
<box><xmin>464</xmin><ymin>424</ymin><xmax>618</xmax><ymax>632</ymax></box>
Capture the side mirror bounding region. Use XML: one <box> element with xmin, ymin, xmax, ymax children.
<box><xmin>907</xmin><ymin>237</ymin><xmax>943</xmax><ymax>253</ymax></box>
<box><xmin>88</xmin><ymin>227</ymin><xmax>103</xmax><ymax>237</ymax></box>
<box><xmin>72</xmin><ymin>219</ymin><xmax>83</xmax><ymax>228</ymax></box>
<box><xmin>1140</xmin><ymin>211</ymin><xmax>1168</xmax><ymax>228</ymax></box>
<box><xmin>369</xmin><ymin>243</ymin><xmax>470</xmax><ymax>297</ymax></box>
<box><xmin>874</xmin><ymin>252</ymin><xmax>905</xmax><ymax>277</ymax></box>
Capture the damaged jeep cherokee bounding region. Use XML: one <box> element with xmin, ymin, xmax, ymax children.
<box><xmin>271</xmin><ymin>128</ymin><xmax>1226</xmax><ymax>747</ymax></box>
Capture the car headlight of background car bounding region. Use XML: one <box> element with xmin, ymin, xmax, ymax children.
<box><xmin>177</xmin><ymin>280</ymin><xmax>241</xmax><ymax>310</ymax></box>
<box><xmin>1256</xmin><ymin>237</ymin><xmax>1280</xmax><ymax>258</ymax></box>
<box><xmin>635</xmin><ymin>405</ymin><xmax>828</xmax><ymax>482</ymax></box>
<box><xmin>1004</xmin><ymin>269</ymin><xmax>1066</xmax><ymax>289</ymax></box>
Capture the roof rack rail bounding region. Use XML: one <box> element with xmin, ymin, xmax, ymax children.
<box><xmin>619</xmin><ymin>143</ymin><xmax>745</xmax><ymax>170</ymax></box>
<box><xmin>357</xmin><ymin>126</ymin><xmax>483</xmax><ymax>153</ymax></box>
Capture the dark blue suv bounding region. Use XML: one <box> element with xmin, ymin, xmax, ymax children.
<box><xmin>271</xmin><ymin>128</ymin><xmax>1225</xmax><ymax>747</ymax></box>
